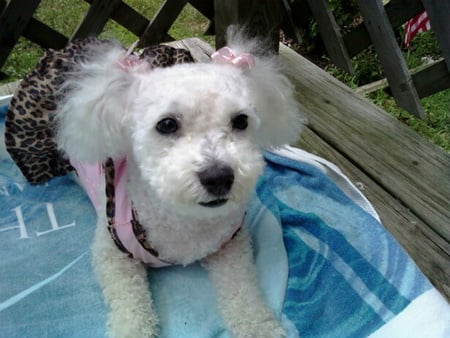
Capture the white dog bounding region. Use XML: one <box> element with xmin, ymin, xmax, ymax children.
<box><xmin>56</xmin><ymin>29</ymin><xmax>303</xmax><ymax>338</ymax></box>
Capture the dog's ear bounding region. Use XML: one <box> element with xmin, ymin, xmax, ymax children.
<box><xmin>225</xmin><ymin>27</ymin><xmax>306</xmax><ymax>149</ymax></box>
<box><xmin>56</xmin><ymin>42</ymin><xmax>142</xmax><ymax>163</ymax></box>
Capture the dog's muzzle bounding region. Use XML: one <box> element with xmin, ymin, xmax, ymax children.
<box><xmin>197</xmin><ymin>164</ymin><xmax>234</xmax><ymax>207</ymax></box>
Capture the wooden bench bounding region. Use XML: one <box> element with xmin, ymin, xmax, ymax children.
<box><xmin>279</xmin><ymin>44</ymin><xmax>450</xmax><ymax>300</ymax></box>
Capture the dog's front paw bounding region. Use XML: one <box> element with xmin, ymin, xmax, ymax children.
<box><xmin>230</xmin><ymin>316</ymin><xmax>286</xmax><ymax>338</ymax></box>
<box><xmin>107</xmin><ymin>305</ymin><xmax>158</xmax><ymax>338</ymax></box>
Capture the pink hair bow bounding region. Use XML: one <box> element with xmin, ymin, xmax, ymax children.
<box><xmin>116</xmin><ymin>54</ymin><xmax>143</xmax><ymax>70</ymax></box>
<box><xmin>211</xmin><ymin>47</ymin><xmax>255</xmax><ymax>69</ymax></box>
<box><xmin>116</xmin><ymin>39</ymin><xmax>144</xmax><ymax>70</ymax></box>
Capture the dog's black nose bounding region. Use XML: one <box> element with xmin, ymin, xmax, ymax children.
<box><xmin>198</xmin><ymin>164</ymin><xmax>234</xmax><ymax>197</ymax></box>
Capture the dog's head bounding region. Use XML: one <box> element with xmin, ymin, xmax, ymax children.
<box><xmin>57</xmin><ymin>31</ymin><xmax>305</xmax><ymax>217</ymax></box>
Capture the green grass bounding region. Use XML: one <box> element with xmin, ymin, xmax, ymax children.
<box><xmin>1</xmin><ymin>1</ymin><xmax>448</xmax><ymax>151</ymax></box>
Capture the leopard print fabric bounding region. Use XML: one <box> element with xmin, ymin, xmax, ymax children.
<box><xmin>103</xmin><ymin>158</ymin><xmax>130</xmax><ymax>255</ymax></box>
<box><xmin>104</xmin><ymin>158</ymin><xmax>164</xmax><ymax>260</ymax></box>
<box><xmin>4</xmin><ymin>37</ymin><xmax>194</xmax><ymax>184</ymax></box>
<box><xmin>4</xmin><ymin>37</ymin><xmax>104</xmax><ymax>184</ymax></box>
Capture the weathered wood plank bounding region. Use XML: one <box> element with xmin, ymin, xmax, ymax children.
<box><xmin>421</xmin><ymin>0</ymin><xmax>450</xmax><ymax>71</ymax></box>
<box><xmin>214</xmin><ymin>0</ymin><xmax>282</xmax><ymax>52</ymax></box>
<box><xmin>0</xmin><ymin>80</ymin><xmax>20</xmax><ymax>97</ymax></box>
<box><xmin>72</xmin><ymin>0</ymin><xmax>122</xmax><ymax>40</ymax></box>
<box><xmin>355</xmin><ymin>78</ymin><xmax>389</xmax><ymax>95</ymax></box>
<box><xmin>279</xmin><ymin>43</ymin><xmax>450</xmax><ymax>243</ymax></box>
<box><xmin>298</xmin><ymin>127</ymin><xmax>450</xmax><ymax>300</ymax></box>
<box><xmin>139</xmin><ymin>0</ymin><xmax>188</xmax><ymax>47</ymax></box>
<box><xmin>357</xmin><ymin>0</ymin><xmax>425</xmax><ymax>118</ymax></box>
<box><xmin>0</xmin><ymin>0</ymin><xmax>42</xmax><ymax>69</ymax></box>
<box><xmin>343</xmin><ymin>0</ymin><xmax>424</xmax><ymax>57</ymax></box>
<box><xmin>306</xmin><ymin>0</ymin><xmax>353</xmax><ymax>73</ymax></box>
<box><xmin>167</xmin><ymin>37</ymin><xmax>214</xmax><ymax>63</ymax></box>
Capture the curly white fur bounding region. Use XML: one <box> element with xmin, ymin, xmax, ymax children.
<box><xmin>56</xmin><ymin>29</ymin><xmax>305</xmax><ymax>338</ymax></box>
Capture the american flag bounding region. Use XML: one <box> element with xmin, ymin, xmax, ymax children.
<box><xmin>404</xmin><ymin>11</ymin><xmax>431</xmax><ymax>48</ymax></box>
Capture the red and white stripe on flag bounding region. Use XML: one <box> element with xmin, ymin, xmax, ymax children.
<box><xmin>404</xmin><ymin>11</ymin><xmax>431</xmax><ymax>48</ymax></box>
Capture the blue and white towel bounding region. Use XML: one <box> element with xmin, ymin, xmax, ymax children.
<box><xmin>1</xmin><ymin>99</ymin><xmax>449</xmax><ymax>337</ymax></box>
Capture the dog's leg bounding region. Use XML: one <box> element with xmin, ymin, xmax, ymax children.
<box><xmin>202</xmin><ymin>228</ymin><xmax>286</xmax><ymax>338</ymax></box>
<box><xmin>92</xmin><ymin>220</ymin><xmax>158</xmax><ymax>338</ymax></box>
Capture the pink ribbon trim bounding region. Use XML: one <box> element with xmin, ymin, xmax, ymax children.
<box><xmin>211</xmin><ymin>46</ymin><xmax>255</xmax><ymax>69</ymax></box>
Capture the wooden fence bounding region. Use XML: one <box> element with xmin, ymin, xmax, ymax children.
<box><xmin>287</xmin><ymin>0</ymin><xmax>450</xmax><ymax>119</ymax></box>
<box><xmin>1</xmin><ymin>0</ymin><xmax>449</xmax><ymax>117</ymax></box>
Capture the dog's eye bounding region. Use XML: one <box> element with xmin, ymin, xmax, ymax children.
<box><xmin>231</xmin><ymin>114</ymin><xmax>248</xmax><ymax>131</ymax></box>
<box><xmin>156</xmin><ymin>118</ymin><xmax>179</xmax><ymax>134</ymax></box>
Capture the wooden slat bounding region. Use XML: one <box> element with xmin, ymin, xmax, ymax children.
<box><xmin>421</xmin><ymin>0</ymin><xmax>450</xmax><ymax>71</ymax></box>
<box><xmin>189</xmin><ymin>0</ymin><xmax>214</xmax><ymax>20</ymax></box>
<box><xmin>188</xmin><ymin>0</ymin><xmax>215</xmax><ymax>35</ymax></box>
<box><xmin>281</xmin><ymin>0</ymin><xmax>303</xmax><ymax>45</ymax></box>
<box><xmin>139</xmin><ymin>0</ymin><xmax>188</xmax><ymax>47</ymax></box>
<box><xmin>288</xmin><ymin>0</ymin><xmax>312</xmax><ymax>29</ymax></box>
<box><xmin>343</xmin><ymin>0</ymin><xmax>424</xmax><ymax>57</ymax></box>
<box><xmin>383</xmin><ymin>0</ymin><xmax>424</xmax><ymax>27</ymax></box>
<box><xmin>83</xmin><ymin>0</ymin><xmax>148</xmax><ymax>38</ymax></box>
<box><xmin>82</xmin><ymin>0</ymin><xmax>176</xmax><ymax>43</ymax></box>
<box><xmin>358</xmin><ymin>59</ymin><xmax>450</xmax><ymax>98</ymax></box>
<box><xmin>72</xmin><ymin>0</ymin><xmax>122</xmax><ymax>40</ymax></box>
<box><xmin>306</xmin><ymin>0</ymin><xmax>353</xmax><ymax>74</ymax></box>
<box><xmin>298</xmin><ymin>127</ymin><xmax>450</xmax><ymax>300</ymax></box>
<box><xmin>357</xmin><ymin>0</ymin><xmax>425</xmax><ymax>119</ymax></box>
<box><xmin>107</xmin><ymin>2</ymin><xmax>148</xmax><ymax>37</ymax></box>
<box><xmin>355</xmin><ymin>78</ymin><xmax>389</xmax><ymax>95</ymax></box>
<box><xmin>214</xmin><ymin>0</ymin><xmax>283</xmax><ymax>52</ymax></box>
<box><xmin>412</xmin><ymin>59</ymin><xmax>450</xmax><ymax>98</ymax></box>
<box><xmin>279</xmin><ymin>43</ymin><xmax>450</xmax><ymax>243</ymax></box>
<box><xmin>22</xmin><ymin>18</ymin><xmax>68</xmax><ymax>50</ymax></box>
<box><xmin>0</xmin><ymin>0</ymin><xmax>42</xmax><ymax>69</ymax></box>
